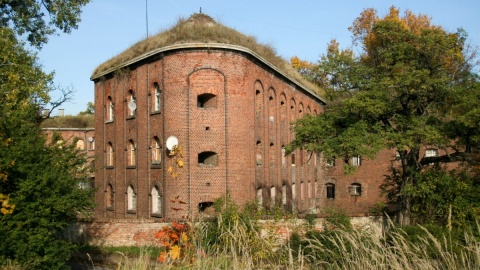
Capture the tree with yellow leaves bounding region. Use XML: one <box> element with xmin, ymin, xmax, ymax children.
<box><xmin>288</xmin><ymin>7</ymin><xmax>480</xmax><ymax>226</ymax></box>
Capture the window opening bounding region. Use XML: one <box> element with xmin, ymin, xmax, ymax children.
<box><xmin>152</xmin><ymin>137</ymin><xmax>161</xmax><ymax>165</ymax></box>
<box><xmin>106</xmin><ymin>184</ymin><xmax>114</xmax><ymax>208</ymax></box>
<box><xmin>198</xmin><ymin>151</ymin><xmax>218</xmax><ymax>166</ymax></box>
<box><xmin>351</xmin><ymin>156</ymin><xmax>361</xmax><ymax>166</ymax></box>
<box><xmin>127</xmin><ymin>185</ymin><xmax>137</xmax><ymax>211</ymax></box>
<box><xmin>127</xmin><ymin>90</ymin><xmax>136</xmax><ymax>117</ymax></box>
<box><xmin>151</xmin><ymin>186</ymin><xmax>162</xmax><ymax>215</ymax></box>
<box><xmin>349</xmin><ymin>183</ymin><xmax>362</xmax><ymax>196</ymax></box>
<box><xmin>198</xmin><ymin>201</ymin><xmax>214</xmax><ymax>212</ymax></box>
<box><xmin>326</xmin><ymin>183</ymin><xmax>335</xmax><ymax>199</ymax></box>
<box><xmin>107</xmin><ymin>142</ymin><xmax>114</xmax><ymax>166</ymax></box>
<box><xmin>128</xmin><ymin>140</ymin><xmax>136</xmax><ymax>166</ymax></box>
<box><xmin>197</xmin><ymin>93</ymin><xmax>217</xmax><ymax>108</ymax></box>
<box><xmin>107</xmin><ymin>97</ymin><xmax>114</xmax><ymax>121</ymax></box>
<box><xmin>153</xmin><ymin>83</ymin><xmax>161</xmax><ymax>112</ymax></box>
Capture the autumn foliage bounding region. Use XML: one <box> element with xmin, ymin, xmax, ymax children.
<box><xmin>155</xmin><ymin>220</ymin><xmax>192</xmax><ymax>263</ymax></box>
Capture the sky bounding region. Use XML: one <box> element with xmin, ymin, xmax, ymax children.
<box><xmin>37</xmin><ymin>0</ymin><xmax>480</xmax><ymax>116</ymax></box>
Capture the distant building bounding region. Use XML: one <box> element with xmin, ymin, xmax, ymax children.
<box><xmin>42</xmin><ymin>127</ymin><xmax>96</xmax><ymax>188</ymax></box>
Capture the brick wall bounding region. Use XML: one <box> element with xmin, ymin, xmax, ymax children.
<box><xmin>93</xmin><ymin>45</ymin><xmax>325</xmax><ymax>221</ymax></box>
<box><xmin>64</xmin><ymin>217</ymin><xmax>386</xmax><ymax>247</ymax></box>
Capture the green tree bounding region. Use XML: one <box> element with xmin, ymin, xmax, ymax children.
<box><xmin>0</xmin><ymin>0</ymin><xmax>91</xmax><ymax>47</ymax></box>
<box><xmin>0</xmin><ymin>27</ymin><xmax>94</xmax><ymax>268</ymax></box>
<box><xmin>78</xmin><ymin>101</ymin><xmax>94</xmax><ymax>115</ymax></box>
<box><xmin>288</xmin><ymin>7</ymin><xmax>480</xmax><ymax>226</ymax></box>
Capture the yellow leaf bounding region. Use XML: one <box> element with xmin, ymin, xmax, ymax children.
<box><xmin>177</xmin><ymin>160</ymin><xmax>184</xmax><ymax>168</ymax></box>
<box><xmin>181</xmin><ymin>232</ymin><xmax>188</xmax><ymax>242</ymax></box>
<box><xmin>169</xmin><ymin>245</ymin><xmax>180</xmax><ymax>260</ymax></box>
<box><xmin>167</xmin><ymin>166</ymin><xmax>173</xmax><ymax>173</ymax></box>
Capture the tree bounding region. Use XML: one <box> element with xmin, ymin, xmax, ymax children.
<box><xmin>0</xmin><ymin>0</ymin><xmax>91</xmax><ymax>48</ymax></box>
<box><xmin>78</xmin><ymin>101</ymin><xmax>94</xmax><ymax>115</ymax></box>
<box><xmin>0</xmin><ymin>27</ymin><xmax>94</xmax><ymax>268</ymax></box>
<box><xmin>288</xmin><ymin>7</ymin><xmax>480</xmax><ymax>226</ymax></box>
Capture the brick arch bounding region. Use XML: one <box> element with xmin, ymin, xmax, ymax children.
<box><xmin>298</xmin><ymin>102</ymin><xmax>304</xmax><ymax>117</ymax></box>
<box><xmin>151</xmin><ymin>82</ymin><xmax>162</xmax><ymax>112</ymax></box>
<box><xmin>289</xmin><ymin>98</ymin><xmax>296</xmax><ymax>121</ymax></box>
<box><xmin>254</xmin><ymin>80</ymin><xmax>265</xmax><ymax>207</ymax></box>
<box><xmin>150</xmin><ymin>181</ymin><xmax>164</xmax><ymax>193</ymax></box>
<box><xmin>188</xmin><ymin>67</ymin><xmax>225</xmax><ymax>96</ymax></box>
<box><xmin>187</xmin><ymin>67</ymin><xmax>227</xmax><ymax>214</ymax></box>
<box><xmin>125</xmin><ymin>179</ymin><xmax>138</xmax><ymax>192</ymax></box>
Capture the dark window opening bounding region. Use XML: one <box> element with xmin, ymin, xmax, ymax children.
<box><xmin>198</xmin><ymin>151</ymin><xmax>218</xmax><ymax>166</ymax></box>
<box><xmin>197</xmin><ymin>93</ymin><xmax>217</xmax><ymax>108</ymax></box>
<box><xmin>198</xmin><ymin>201</ymin><xmax>214</xmax><ymax>212</ymax></box>
<box><xmin>326</xmin><ymin>183</ymin><xmax>335</xmax><ymax>199</ymax></box>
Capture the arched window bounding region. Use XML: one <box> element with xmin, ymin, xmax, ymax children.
<box><xmin>326</xmin><ymin>183</ymin><xmax>335</xmax><ymax>199</ymax></box>
<box><xmin>107</xmin><ymin>96</ymin><xmax>114</xmax><ymax>121</ymax></box>
<box><xmin>127</xmin><ymin>185</ymin><xmax>136</xmax><ymax>211</ymax></box>
<box><xmin>107</xmin><ymin>142</ymin><xmax>114</xmax><ymax>166</ymax></box>
<box><xmin>256</xmin><ymin>141</ymin><xmax>262</xmax><ymax>166</ymax></box>
<box><xmin>151</xmin><ymin>137</ymin><xmax>161</xmax><ymax>165</ymax></box>
<box><xmin>349</xmin><ymin>183</ymin><xmax>362</xmax><ymax>196</ymax></box>
<box><xmin>128</xmin><ymin>140</ymin><xmax>136</xmax><ymax>166</ymax></box>
<box><xmin>76</xmin><ymin>139</ymin><xmax>85</xmax><ymax>150</ymax></box>
<box><xmin>153</xmin><ymin>83</ymin><xmax>161</xmax><ymax>112</ymax></box>
<box><xmin>106</xmin><ymin>184</ymin><xmax>114</xmax><ymax>208</ymax></box>
<box><xmin>256</xmin><ymin>188</ymin><xmax>263</xmax><ymax>207</ymax></box>
<box><xmin>89</xmin><ymin>137</ymin><xmax>95</xmax><ymax>150</ymax></box>
<box><xmin>198</xmin><ymin>151</ymin><xmax>218</xmax><ymax>166</ymax></box>
<box><xmin>151</xmin><ymin>186</ymin><xmax>162</xmax><ymax>215</ymax></box>
<box><xmin>127</xmin><ymin>90</ymin><xmax>136</xmax><ymax>117</ymax></box>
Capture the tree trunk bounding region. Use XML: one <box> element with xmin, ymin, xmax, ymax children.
<box><xmin>398</xmin><ymin>195</ymin><xmax>411</xmax><ymax>226</ymax></box>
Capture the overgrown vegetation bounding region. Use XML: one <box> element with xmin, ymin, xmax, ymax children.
<box><xmin>41</xmin><ymin>114</ymin><xmax>94</xmax><ymax>128</ymax></box>
<box><xmin>92</xmin><ymin>13</ymin><xmax>322</xmax><ymax>96</ymax></box>
<box><xmin>68</xmin><ymin>199</ymin><xmax>480</xmax><ymax>270</ymax></box>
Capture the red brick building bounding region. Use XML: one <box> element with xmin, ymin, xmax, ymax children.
<box><xmin>91</xmin><ymin>14</ymin><xmax>412</xmax><ymax>221</ymax></box>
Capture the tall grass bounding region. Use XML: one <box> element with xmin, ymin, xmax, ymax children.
<box><xmin>292</xmin><ymin>220</ymin><xmax>480</xmax><ymax>270</ymax></box>
<box><xmin>103</xmin><ymin>219</ymin><xmax>479</xmax><ymax>270</ymax></box>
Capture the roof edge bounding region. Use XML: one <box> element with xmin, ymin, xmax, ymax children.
<box><xmin>91</xmin><ymin>43</ymin><xmax>326</xmax><ymax>104</ymax></box>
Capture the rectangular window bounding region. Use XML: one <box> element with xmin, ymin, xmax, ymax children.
<box><xmin>351</xmin><ymin>156</ymin><xmax>361</xmax><ymax>166</ymax></box>
<box><xmin>326</xmin><ymin>184</ymin><xmax>335</xmax><ymax>199</ymax></box>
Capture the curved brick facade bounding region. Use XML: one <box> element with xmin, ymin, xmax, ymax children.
<box><xmin>92</xmin><ymin>44</ymin><xmax>326</xmax><ymax>220</ymax></box>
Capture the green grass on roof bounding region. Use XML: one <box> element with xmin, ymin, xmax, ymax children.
<box><xmin>92</xmin><ymin>13</ymin><xmax>323</xmax><ymax>96</ymax></box>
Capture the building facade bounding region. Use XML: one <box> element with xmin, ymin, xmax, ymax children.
<box><xmin>92</xmin><ymin>41</ymin><xmax>328</xmax><ymax>220</ymax></box>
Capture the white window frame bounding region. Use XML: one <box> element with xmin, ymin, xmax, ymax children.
<box><xmin>351</xmin><ymin>156</ymin><xmax>361</xmax><ymax>166</ymax></box>
<box><xmin>151</xmin><ymin>186</ymin><xmax>162</xmax><ymax>215</ymax></box>
<box><xmin>127</xmin><ymin>185</ymin><xmax>136</xmax><ymax>211</ymax></box>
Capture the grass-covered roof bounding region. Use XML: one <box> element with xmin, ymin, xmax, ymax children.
<box><xmin>92</xmin><ymin>13</ymin><xmax>324</xmax><ymax>97</ymax></box>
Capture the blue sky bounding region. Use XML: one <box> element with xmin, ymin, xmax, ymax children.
<box><xmin>37</xmin><ymin>0</ymin><xmax>480</xmax><ymax>115</ymax></box>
